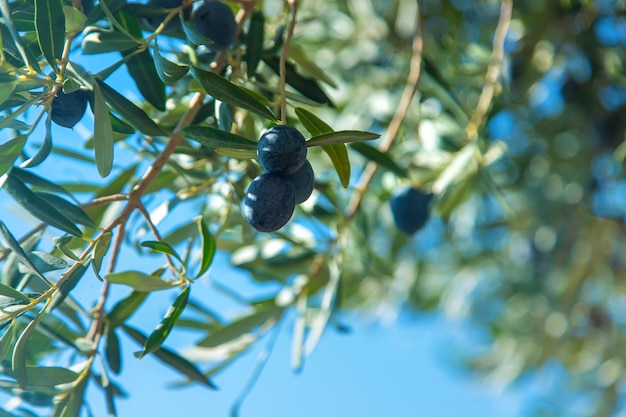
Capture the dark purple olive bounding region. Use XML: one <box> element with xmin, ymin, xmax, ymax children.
<box><xmin>390</xmin><ymin>186</ymin><xmax>432</xmax><ymax>235</ymax></box>
<box><xmin>243</xmin><ymin>173</ymin><xmax>296</xmax><ymax>232</ymax></box>
<box><xmin>257</xmin><ymin>125</ymin><xmax>307</xmax><ymax>175</ymax></box>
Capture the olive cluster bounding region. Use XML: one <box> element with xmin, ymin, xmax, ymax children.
<box><xmin>243</xmin><ymin>125</ymin><xmax>315</xmax><ymax>232</ymax></box>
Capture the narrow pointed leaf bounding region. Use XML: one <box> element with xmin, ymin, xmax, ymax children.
<box><xmin>322</xmin><ymin>144</ymin><xmax>350</xmax><ymax>188</ymax></box>
<box><xmin>24</xmin><ymin>366</ymin><xmax>78</xmax><ymax>386</ymax></box>
<box><xmin>196</xmin><ymin>218</ymin><xmax>215</xmax><ymax>278</ymax></box>
<box><xmin>306</xmin><ymin>130</ymin><xmax>380</xmax><ymax>147</ymax></box>
<box><xmin>95</xmin><ymin>78</ymin><xmax>166</xmax><ymax>136</ymax></box>
<box><xmin>180</xmin><ymin>15</ymin><xmax>215</xmax><ymax>47</ymax></box>
<box><xmin>34</xmin><ymin>193</ymin><xmax>95</xmax><ymax>228</ymax></box>
<box><xmin>10</xmin><ymin>167</ymin><xmax>72</xmax><ymax>197</ymax></box>
<box><xmin>21</xmin><ymin>115</ymin><xmax>52</xmax><ymax>168</ymax></box>
<box><xmin>3</xmin><ymin>175</ymin><xmax>82</xmax><ymax>237</ymax></box>
<box><xmin>105</xmin><ymin>327</ymin><xmax>122</xmax><ymax>374</ymax></box>
<box><xmin>17</xmin><ymin>251</ymin><xmax>69</xmax><ymax>274</ymax></box>
<box><xmin>49</xmin><ymin>261</ymin><xmax>88</xmax><ymax>310</ymax></box>
<box><xmin>295</xmin><ymin>107</ymin><xmax>333</xmax><ymax>136</ymax></box>
<box><xmin>350</xmin><ymin>142</ymin><xmax>407</xmax><ymax>178</ymax></box>
<box><xmin>263</xmin><ymin>57</ymin><xmax>334</xmax><ymax>107</ymax></box>
<box><xmin>138</xmin><ymin>286</ymin><xmax>189</xmax><ymax>357</ymax></box>
<box><xmin>0</xmin><ymin>323</ymin><xmax>16</xmax><ymax>362</ymax></box>
<box><xmin>0</xmin><ymin>80</ymin><xmax>17</xmax><ymax>107</ymax></box>
<box><xmin>154</xmin><ymin>42</ymin><xmax>189</xmax><ymax>84</ymax></box>
<box><xmin>63</xmin><ymin>5</ymin><xmax>87</xmax><ymax>35</ymax></box>
<box><xmin>93</xmin><ymin>81</ymin><xmax>114</xmax><ymax>178</ymax></box>
<box><xmin>197</xmin><ymin>307</ymin><xmax>281</xmax><ymax>348</ymax></box>
<box><xmin>122</xmin><ymin>324</ymin><xmax>216</xmax><ymax>388</ymax></box>
<box><xmin>34</xmin><ymin>0</ymin><xmax>65</xmax><ymax>70</ymax></box>
<box><xmin>141</xmin><ymin>241</ymin><xmax>183</xmax><ymax>264</ymax></box>
<box><xmin>0</xmin><ymin>283</ymin><xmax>30</xmax><ymax>303</ymax></box>
<box><xmin>180</xmin><ymin>125</ymin><xmax>257</xmax><ymax>150</ymax></box>
<box><xmin>0</xmin><ymin>0</ymin><xmax>37</xmax><ymax>70</ymax></box>
<box><xmin>246</xmin><ymin>11</ymin><xmax>264</xmax><ymax>78</ymax></box>
<box><xmin>81</xmin><ymin>31</ymin><xmax>139</xmax><ymax>54</ymax></box>
<box><xmin>0</xmin><ymin>221</ymin><xmax>48</xmax><ymax>283</ymax></box>
<box><xmin>117</xmin><ymin>11</ymin><xmax>165</xmax><ymax>111</ymax></box>
<box><xmin>106</xmin><ymin>271</ymin><xmax>178</xmax><ymax>292</ymax></box>
<box><xmin>12</xmin><ymin>305</ymin><xmax>47</xmax><ymax>388</ymax></box>
<box><xmin>93</xmin><ymin>232</ymin><xmax>112</xmax><ymax>281</ymax></box>
<box><xmin>85</xmin><ymin>0</ymin><xmax>126</xmax><ymax>25</ymax></box>
<box><xmin>107</xmin><ymin>290</ymin><xmax>149</xmax><ymax>328</ymax></box>
<box><xmin>191</xmin><ymin>67</ymin><xmax>276</xmax><ymax>121</ymax></box>
<box><xmin>0</xmin><ymin>135</ymin><xmax>26</xmax><ymax>177</ymax></box>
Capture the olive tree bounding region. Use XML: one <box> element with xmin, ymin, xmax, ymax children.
<box><xmin>1</xmin><ymin>0</ymin><xmax>625</xmax><ymax>416</ymax></box>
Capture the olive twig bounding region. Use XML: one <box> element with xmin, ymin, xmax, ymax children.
<box><xmin>345</xmin><ymin>3</ymin><xmax>424</xmax><ymax>220</ymax></box>
<box><xmin>465</xmin><ymin>0</ymin><xmax>513</xmax><ymax>141</ymax></box>
<box><xmin>279</xmin><ymin>0</ymin><xmax>298</xmax><ymax>124</ymax></box>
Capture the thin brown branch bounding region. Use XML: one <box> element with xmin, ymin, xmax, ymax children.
<box><xmin>345</xmin><ymin>6</ymin><xmax>424</xmax><ymax>219</ymax></box>
<box><xmin>80</xmin><ymin>193</ymin><xmax>128</xmax><ymax>210</ymax></box>
<box><xmin>465</xmin><ymin>0</ymin><xmax>513</xmax><ymax>141</ymax></box>
<box><xmin>279</xmin><ymin>0</ymin><xmax>298</xmax><ymax>123</ymax></box>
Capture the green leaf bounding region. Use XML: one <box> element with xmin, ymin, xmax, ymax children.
<box><xmin>10</xmin><ymin>167</ymin><xmax>72</xmax><ymax>197</ymax></box>
<box><xmin>34</xmin><ymin>193</ymin><xmax>95</xmax><ymax>228</ymax></box>
<box><xmin>141</xmin><ymin>241</ymin><xmax>183</xmax><ymax>264</ymax></box>
<box><xmin>34</xmin><ymin>0</ymin><xmax>65</xmax><ymax>70</ymax></box>
<box><xmin>306</xmin><ymin>130</ymin><xmax>380</xmax><ymax>147</ymax></box>
<box><xmin>122</xmin><ymin>324</ymin><xmax>216</xmax><ymax>389</ymax></box>
<box><xmin>263</xmin><ymin>57</ymin><xmax>334</xmax><ymax>107</ymax></box>
<box><xmin>93</xmin><ymin>81</ymin><xmax>114</xmax><ymax>178</ymax></box>
<box><xmin>214</xmin><ymin>148</ymin><xmax>256</xmax><ymax>159</ymax></box>
<box><xmin>153</xmin><ymin>42</ymin><xmax>189</xmax><ymax>84</ymax></box>
<box><xmin>3</xmin><ymin>175</ymin><xmax>82</xmax><ymax>237</ymax></box>
<box><xmin>24</xmin><ymin>366</ymin><xmax>78</xmax><ymax>386</ymax></box>
<box><xmin>197</xmin><ymin>307</ymin><xmax>281</xmax><ymax>348</ymax></box>
<box><xmin>180</xmin><ymin>15</ymin><xmax>215</xmax><ymax>47</ymax></box>
<box><xmin>0</xmin><ymin>221</ymin><xmax>49</xmax><ymax>283</ymax></box>
<box><xmin>246</xmin><ymin>11</ymin><xmax>264</xmax><ymax>78</ymax></box>
<box><xmin>63</xmin><ymin>5</ymin><xmax>87</xmax><ymax>35</ymax></box>
<box><xmin>117</xmin><ymin>11</ymin><xmax>165</xmax><ymax>111</ymax></box>
<box><xmin>95</xmin><ymin>78</ymin><xmax>166</xmax><ymax>136</ymax></box>
<box><xmin>17</xmin><ymin>251</ymin><xmax>69</xmax><ymax>275</ymax></box>
<box><xmin>321</xmin><ymin>144</ymin><xmax>350</xmax><ymax>188</ymax></box>
<box><xmin>49</xmin><ymin>261</ymin><xmax>88</xmax><ymax>311</ymax></box>
<box><xmin>0</xmin><ymin>322</ymin><xmax>16</xmax><ymax>362</ymax></box>
<box><xmin>0</xmin><ymin>1</ymin><xmax>39</xmax><ymax>71</ymax></box>
<box><xmin>105</xmin><ymin>327</ymin><xmax>121</xmax><ymax>374</ymax></box>
<box><xmin>294</xmin><ymin>107</ymin><xmax>333</xmax><ymax>136</ymax></box>
<box><xmin>85</xmin><ymin>0</ymin><xmax>126</xmax><ymax>25</ymax></box>
<box><xmin>21</xmin><ymin>115</ymin><xmax>52</xmax><ymax>168</ymax></box>
<box><xmin>106</xmin><ymin>271</ymin><xmax>179</xmax><ymax>292</ymax></box>
<box><xmin>137</xmin><ymin>286</ymin><xmax>189</xmax><ymax>358</ymax></box>
<box><xmin>191</xmin><ymin>67</ymin><xmax>277</xmax><ymax>121</ymax></box>
<box><xmin>107</xmin><ymin>290</ymin><xmax>149</xmax><ymax>328</ymax></box>
<box><xmin>81</xmin><ymin>29</ymin><xmax>139</xmax><ymax>54</ymax></box>
<box><xmin>0</xmin><ymin>135</ymin><xmax>26</xmax><ymax>177</ymax></box>
<box><xmin>0</xmin><ymin>80</ymin><xmax>17</xmax><ymax>107</ymax></box>
<box><xmin>180</xmin><ymin>125</ymin><xmax>258</xmax><ymax>151</ymax></box>
<box><xmin>53</xmin><ymin>235</ymin><xmax>80</xmax><ymax>261</ymax></box>
<box><xmin>349</xmin><ymin>142</ymin><xmax>407</xmax><ymax>178</ymax></box>
<box><xmin>93</xmin><ymin>232</ymin><xmax>112</xmax><ymax>281</ymax></box>
<box><xmin>196</xmin><ymin>218</ymin><xmax>215</xmax><ymax>278</ymax></box>
<box><xmin>12</xmin><ymin>305</ymin><xmax>47</xmax><ymax>388</ymax></box>
<box><xmin>0</xmin><ymin>283</ymin><xmax>31</xmax><ymax>303</ymax></box>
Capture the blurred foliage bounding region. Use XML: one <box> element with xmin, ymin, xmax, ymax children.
<box><xmin>1</xmin><ymin>0</ymin><xmax>626</xmax><ymax>416</ymax></box>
